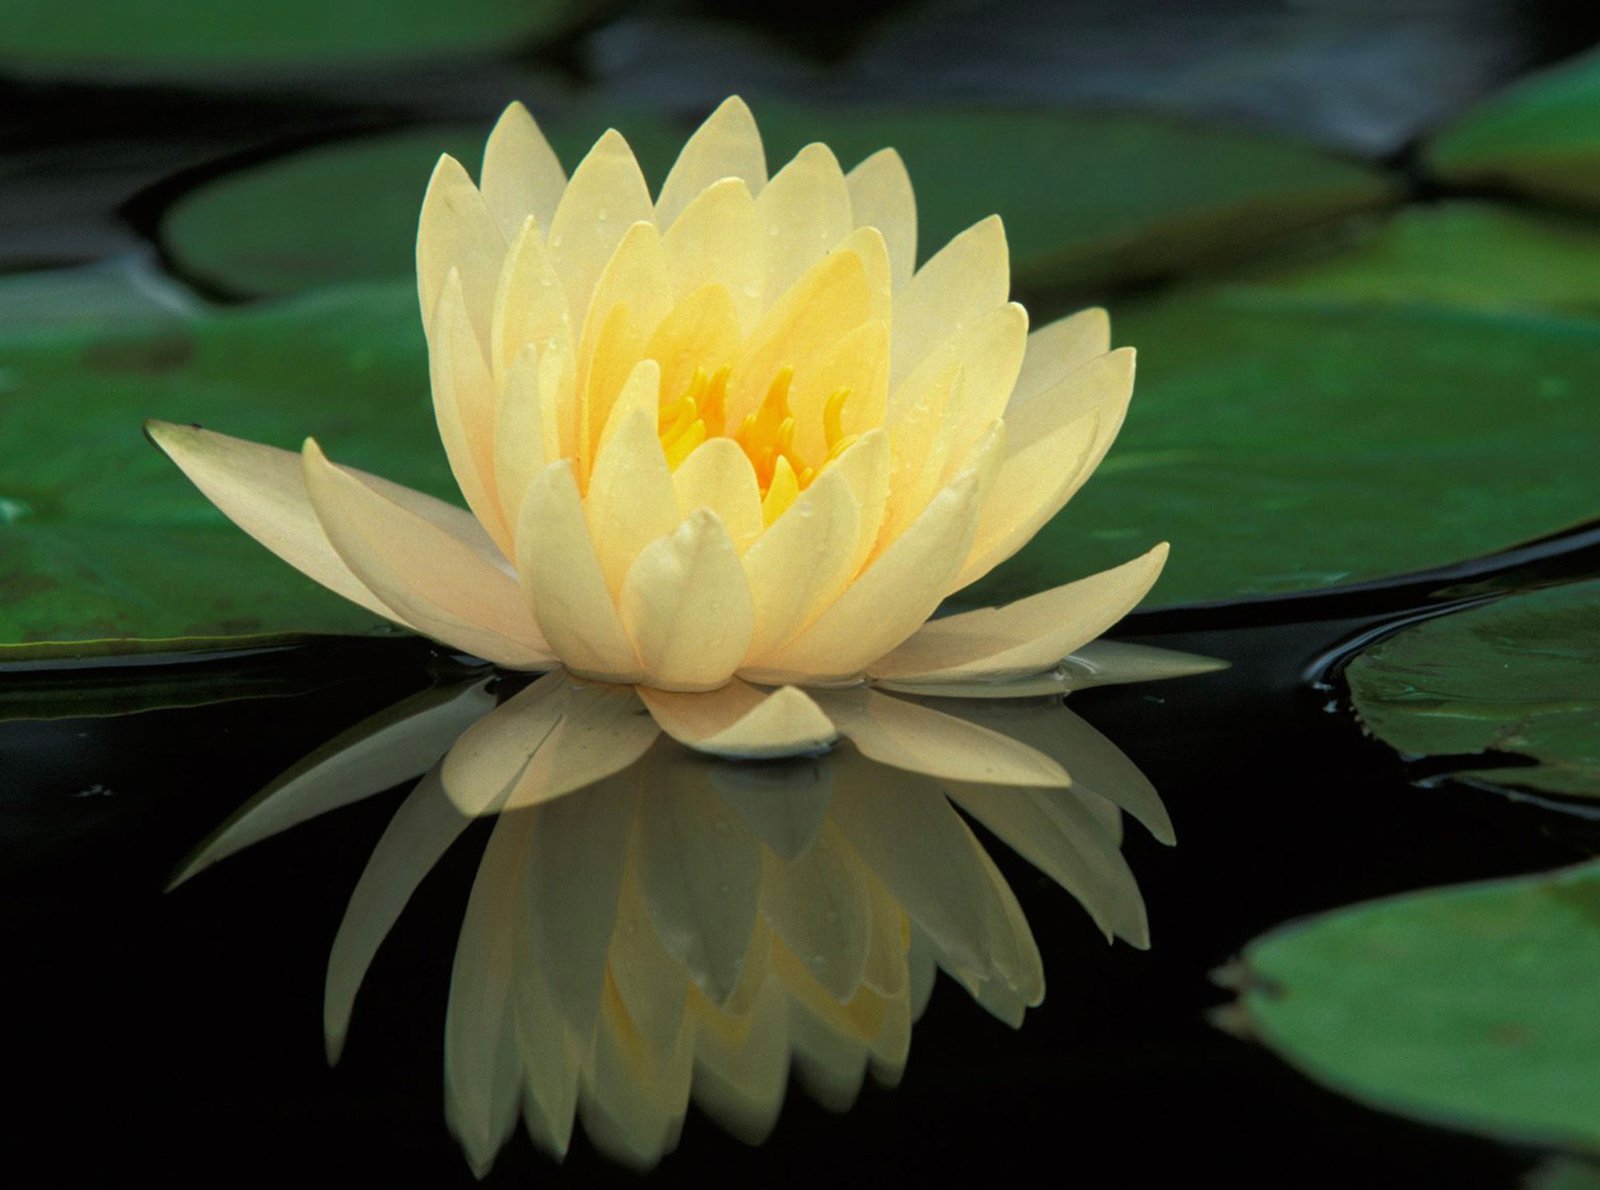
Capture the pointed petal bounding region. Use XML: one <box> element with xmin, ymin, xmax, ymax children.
<box><xmin>547</xmin><ymin>129</ymin><xmax>655</xmax><ymax>324</ymax></box>
<box><xmin>584</xmin><ymin>380</ymin><xmax>680</xmax><ymax>599</ymax></box>
<box><xmin>491</xmin><ymin>343</ymin><xmax>557</xmax><ymax>527</ymax></box>
<box><xmin>655</xmin><ymin>96</ymin><xmax>768</xmax><ymax>227</ymax></box>
<box><xmin>1011</xmin><ymin>307</ymin><xmax>1111</xmax><ymax>409</ymax></box>
<box><xmin>756</xmin><ymin>142</ymin><xmax>854</xmax><ymax>309</ymax></box>
<box><xmin>417</xmin><ymin>154</ymin><xmax>506</xmax><ymax>346</ymax></box>
<box><xmin>753</xmin><ymin>439</ymin><xmax>997</xmax><ymax>683</ymax></box>
<box><xmin>489</xmin><ymin>214</ymin><xmax>572</xmax><ymax>384</ymax></box>
<box><xmin>846</xmin><ymin>147</ymin><xmax>917</xmax><ymax>293</ymax></box>
<box><xmin>786</xmin><ymin>319</ymin><xmax>890</xmax><ymax>466</ymax></box>
<box><xmin>620</xmin><ymin>510</ymin><xmax>755</xmax><ymax>691</ymax></box>
<box><xmin>146</xmin><ymin>421</ymin><xmax>405</xmax><ymax>628</ymax></box>
<box><xmin>1004</xmin><ymin>344</ymin><xmax>1136</xmax><ymax>450</ymax></box>
<box><xmin>301</xmin><ymin>440</ymin><xmax>550</xmax><ymax>667</ymax></box>
<box><xmin>816</xmin><ymin>688</ymin><xmax>1068</xmax><ymax>788</ymax></box>
<box><xmin>516</xmin><ymin>460</ymin><xmax>641</xmax><ymax>681</ymax></box>
<box><xmin>480</xmin><ymin>101</ymin><xmax>567</xmax><ymax>242</ymax></box>
<box><xmin>871</xmin><ymin>544</ymin><xmax>1168</xmax><ymax>682</ymax></box>
<box><xmin>893</xmin><ymin>214</ymin><xmax>1008</xmax><ymax>389</ymax></box>
<box><xmin>639</xmin><ymin>680</ymin><xmax>836</xmax><ymax>758</ymax></box>
<box><xmin>670</xmin><ymin>437</ymin><xmax>764</xmax><ymax>554</ymax></box>
<box><xmin>429</xmin><ymin>270</ymin><xmax>513</xmax><ymax>551</ymax></box>
<box><xmin>660</xmin><ymin>178</ymin><xmax>763</xmax><ymax>329</ymax></box>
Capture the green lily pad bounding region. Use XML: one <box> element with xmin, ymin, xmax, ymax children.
<box><xmin>0</xmin><ymin>278</ymin><xmax>454</xmax><ymax>658</ymax></box>
<box><xmin>0</xmin><ymin>0</ymin><xmax>598</xmax><ymax>75</ymax></box>
<box><xmin>161</xmin><ymin>105</ymin><xmax>1395</xmax><ymax>298</ymax></box>
<box><xmin>1219</xmin><ymin>201</ymin><xmax>1600</xmax><ymax>318</ymax></box>
<box><xmin>1228</xmin><ymin>860</ymin><xmax>1600</xmax><ymax>1152</ymax></box>
<box><xmin>1528</xmin><ymin>1159</ymin><xmax>1600</xmax><ymax>1190</ymax></box>
<box><xmin>967</xmin><ymin>289</ymin><xmax>1600</xmax><ymax>607</ymax></box>
<box><xmin>1427</xmin><ymin>47</ymin><xmax>1600</xmax><ymax>211</ymax></box>
<box><xmin>1346</xmin><ymin>581</ymin><xmax>1600</xmax><ymax>799</ymax></box>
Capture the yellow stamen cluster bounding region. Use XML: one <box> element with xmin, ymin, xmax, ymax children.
<box><xmin>657</xmin><ymin>364</ymin><xmax>859</xmax><ymax>525</ymax></box>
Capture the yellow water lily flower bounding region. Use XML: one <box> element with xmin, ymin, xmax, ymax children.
<box><xmin>148</xmin><ymin>96</ymin><xmax>1171</xmax><ymax>771</ymax></box>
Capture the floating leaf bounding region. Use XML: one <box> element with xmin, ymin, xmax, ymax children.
<box><xmin>1346</xmin><ymin>581</ymin><xmax>1600</xmax><ymax>799</ymax></box>
<box><xmin>1427</xmin><ymin>47</ymin><xmax>1600</xmax><ymax>210</ymax></box>
<box><xmin>968</xmin><ymin>289</ymin><xmax>1600</xmax><ymax>607</ymax></box>
<box><xmin>0</xmin><ymin>0</ymin><xmax>600</xmax><ymax>76</ymax></box>
<box><xmin>1219</xmin><ymin>202</ymin><xmax>1600</xmax><ymax>318</ymax></box>
<box><xmin>162</xmin><ymin>105</ymin><xmax>1395</xmax><ymax>297</ymax></box>
<box><xmin>0</xmin><ymin>280</ymin><xmax>451</xmax><ymax>657</ymax></box>
<box><xmin>1229</xmin><ymin>861</ymin><xmax>1600</xmax><ymax>1151</ymax></box>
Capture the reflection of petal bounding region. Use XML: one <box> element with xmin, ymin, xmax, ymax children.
<box><xmin>172</xmin><ymin>679</ymin><xmax>494</xmax><ymax>888</ymax></box>
<box><xmin>868</xmin><ymin>543</ymin><xmax>1168</xmax><ymax>683</ymax></box>
<box><xmin>817</xmin><ymin>687</ymin><xmax>1069</xmax><ymax>788</ymax></box>
<box><xmin>324</xmin><ymin>767</ymin><xmax>486</xmax><ymax>1063</ymax></box>
<box><xmin>636</xmin><ymin>771</ymin><xmax>763</xmax><ymax>1005</ymax></box>
<box><xmin>706</xmin><ymin>752</ymin><xmax>833</xmax><ymax>860</ymax></box>
<box><xmin>760</xmin><ymin>821</ymin><xmax>873</xmax><ymax>1002</ymax></box>
<box><xmin>690</xmin><ymin>973</ymin><xmax>791</xmax><ymax>1145</ymax></box>
<box><xmin>639</xmin><ymin>679</ymin><xmax>836</xmax><ymax>758</ymax></box>
<box><xmin>872</xmin><ymin>636</ymin><xmax>1226</xmax><ymax>699</ymax></box>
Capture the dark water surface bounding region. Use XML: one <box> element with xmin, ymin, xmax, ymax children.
<box><xmin>6</xmin><ymin>526</ymin><xmax>1598</xmax><ymax>1187</ymax></box>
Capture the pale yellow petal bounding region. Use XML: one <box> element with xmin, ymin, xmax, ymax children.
<box><xmin>786</xmin><ymin>319</ymin><xmax>889</xmax><ymax>465</ymax></box>
<box><xmin>754</xmin><ymin>437</ymin><xmax>998</xmax><ymax>683</ymax></box>
<box><xmin>1003</xmin><ymin>344</ymin><xmax>1135</xmax><ymax>451</ymax></box>
<box><xmin>756</xmin><ymin>142</ymin><xmax>853</xmax><ymax>309</ymax></box>
<box><xmin>728</xmin><ymin>242</ymin><xmax>872</xmax><ymax>427</ymax></box>
<box><xmin>547</xmin><ymin>129</ymin><xmax>655</xmax><ymax>324</ymax></box>
<box><xmin>870</xmin><ymin>543</ymin><xmax>1168</xmax><ymax>682</ymax></box>
<box><xmin>488</xmin><ymin>214</ymin><xmax>571</xmax><ymax>384</ymax></box>
<box><xmin>738</xmin><ymin>431</ymin><xmax>887</xmax><ymax>664</ymax></box>
<box><xmin>492</xmin><ymin>344</ymin><xmax>559</xmax><ymax>528</ymax></box>
<box><xmin>638</xmin><ymin>680</ymin><xmax>836</xmax><ymax>758</ymax></box>
<box><xmin>429</xmin><ymin>270</ymin><xmax>512</xmax><ymax>552</ymax></box>
<box><xmin>145</xmin><ymin>421</ymin><xmax>405</xmax><ymax>629</ymax></box>
<box><xmin>814</xmin><ymin>688</ymin><xmax>1068</xmax><ymax>788</ymax></box>
<box><xmin>577</xmin><ymin>221</ymin><xmax>673</xmax><ymax>463</ymax></box>
<box><xmin>516</xmin><ymin>461</ymin><xmax>642</xmax><ymax>681</ymax></box>
<box><xmin>619</xmin><ymin>510</ymin><xmax>755</xmax><ymax>691</ymax></box>
<box><xmin>660</xmin><ymin>177</ymin><xmax>762</xmax><ymax>329</ymax></box>
<box><xmin>480</xmin><ymin>101</ymin><xmax>567</xmax><ymax>242</ymax></box>
<box><xmin>439</xmin><ymin>670</ymin><xmax>567</xmax><ymax>814</ymax></box>
<box><xmin>417</xmin><ymin>154</ymin><xmax>506</xmax><ymax>347</ymax></box>
<box><xmin>955</xmin><ymin>350</ymin><xmax>1135</xmax><ymax>590</ymax></box>
<box><xmin>608</xmin><ymin>866</ymin><xmax>692</xmax><ymax>1077</ymax></box>
<box><xmin>1011</xmin><ymin>307</ymin><xmax>1111</xmax><ymax>409</ymax></box>
<box><xmin>670</xmin><ymin>437</ymin><xmax>763</xmax><ymax>554</ymax></box>
<box><xmin>845</xmin><ymin>147</ymin><xmax>917</xmax><ymax>293</ymax></box>
<box><xmin>301</xmin><ymin>440</ymin><xmax>550</xmax><ymax>667</ymax></box>
<box><xmin>930</xmin><ymin>302</ymin><xmax>1028</xmax><ymax>471</ymax></box>
<box><xmin>892</xmin><ymin>214</ymin><xmax>1008</xmax><ymax>389</ymax></box>
<box><xmin>655</xmin><ymin>95</ymin><xmax>767</xmax><ymax>227</ymax></box>
<box><xmin>643</xmin><ymin>283</ymin><xmax>744</xmax><ymax>413</ymax></box>
<box><xmin>584</xmin><ymin>376</ymin><xmax>679</xmax><ymax>599</ymax></box>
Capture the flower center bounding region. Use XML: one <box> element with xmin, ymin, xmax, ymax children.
<box><xmin>656</xmin><ymin>365</ymin><xmax>858</xmax><ymax>524</ymax></box>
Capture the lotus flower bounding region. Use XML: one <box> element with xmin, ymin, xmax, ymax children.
<box><xmin>148</xmin><ymin>96</ymin><xmax>1185</xmax><ymax>779</ymax></box>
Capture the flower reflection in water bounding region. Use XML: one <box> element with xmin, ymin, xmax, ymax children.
<box><xmin>173</xmin><ymin>644</ymin><xmax>1217</xmax><ymax>1173</ymax></box>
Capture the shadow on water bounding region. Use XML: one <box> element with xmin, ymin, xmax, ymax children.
<box><xmin>4</xmin><ymin>524</ymin><xmax>1599</xmax><ymax>1186</ymax></box>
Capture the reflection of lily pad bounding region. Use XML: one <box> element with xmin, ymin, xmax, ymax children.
<box><xmin>968</xmin><ymin>289</ymin><xmax>1600</xmax><ymax>607</ymax></box>
<box><xmin>0</xmin><ymin>280</ymin><xmax>453</xmax><ymax>657</ymax></box>
<box><xmin>1229</xmin><ymin>861</ymin><xmax>1600</xmax><ymax>1151</ymax></box>
<box><xmin>1220</xmin><ymin>202</ymin><xmax>1600</xmax><ymax>318</ymax></box>
<box><xmin>1427</xmin><ymin>48</ymin><xmax>1600</xmax><ymax>210</ymax></box>
<box><xmin>162</xmin><ymin>106</ymin><xmax>1394</xmax><ymax>297</ymax></box>
<box><xmin>1346</xmin><ymin>581</ymin><xmax>1600</xmax><ymax>798</ymax></box>
<box><xmin>0</xmin><ymin>0</ymin><xmax>595</xmax><ymax>75</ymax></box>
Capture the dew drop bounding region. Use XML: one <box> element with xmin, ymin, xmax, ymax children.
<box><xmin>548</xmin><ymin>233</ymin><xmax>563</xmax><ymax>248</ymax></box>
<box><xmin>809</xmin><ymin>955</ymin><xmax>828</xmax><ymax>971</ymax></box>
<box><xmin>596</xmin><ymin>208</ymin><xmax>610</xmax><ymax>222</ymax></box>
